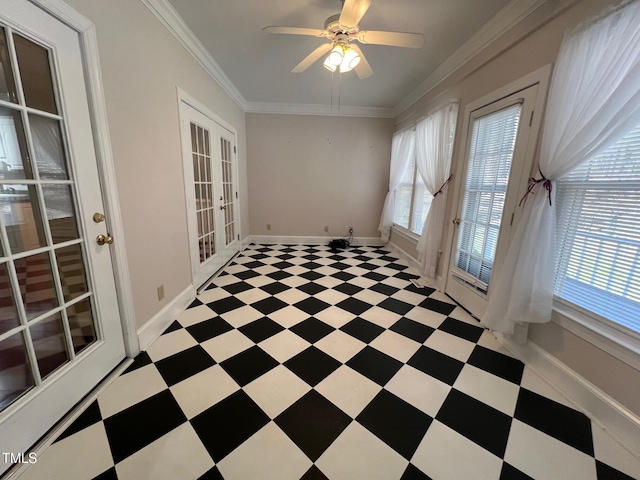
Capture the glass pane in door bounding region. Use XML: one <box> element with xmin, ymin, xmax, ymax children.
<box><xmin>220</xmin><ymin>136</ymin><xmax>235</xmax><ymax>245</ymax></box>
<box><xmin>0</xmin><ymin>28</ymin><xmax>98</xmax><ymax>413</ymax></box>
<box><xmin>190</xmin><ymin>122</ymin><xmax>215</xmax><ymax>263</ymax></box>
<box><xmin>454</xmin><ymin>103</ymin><xmax>522</xmax><ymax>294</ymax></box>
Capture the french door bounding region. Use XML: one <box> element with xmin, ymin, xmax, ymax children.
<box><xmin>0</xmin><ymin>1</ymin><xmax>125</xmax><ymax>474</ymax></box>
<box><xmin>446</xmin><ymin>85</ymin><xmax>540</xmax><ymax>318</ymax></box>
<box><xmin>180</xmin><ymin>102</ymin><xmax>239</xmax><ymax>288</ymax></box>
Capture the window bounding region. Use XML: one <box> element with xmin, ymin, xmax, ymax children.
<box><xmin>555</xmin><ymin>123</ymin><xmax>640</xmax><ymax>334</ymax></box>
<box><xmin>393</xmin><ymin>153</ymin><xmax>433</xmax><ymax>235</ymax></box>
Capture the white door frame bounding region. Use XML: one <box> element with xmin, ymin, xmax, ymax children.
<box><xmin>27</xmin><ymin>0</ymin><xmax>139</xmax><ymax>357</ymax></box>
<box><xmin>176</xmin><ymin>87</ymin><xmax>241</xmax><ymax>288</ymax></box>
<box><xmin>439</xmin><ymin>65</ymin><xmax>552</xmax><ymax>297</ymax></box>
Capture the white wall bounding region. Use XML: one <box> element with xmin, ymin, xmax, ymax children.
<box><xmin>63</xmin><ymin>0</ymin><xmax>249</xmax><ymax>329</ymax></box>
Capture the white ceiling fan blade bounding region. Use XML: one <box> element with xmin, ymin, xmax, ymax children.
<box><xmin>339</xmin><ymin>0</ymin><xmax>371</xmax><ymax>28</ymax></box>
<box><xmin>291</xmin><ymin>43</ymin><xmax>332</xmax><ymax>73</ymax></box>
<box><xmin>262</xmin><ymin>26</ymin><xmax>326</xmax><ymax>37</ymax></box>
<box><xmin>357</xmin><ymin>30</ymin><xmax>424</xmax><ymax>48</ymax></box>
<box><xmin>350</xmin><ymin>44</ymin><xmax>373</xmax><ymax>79</ymax></box>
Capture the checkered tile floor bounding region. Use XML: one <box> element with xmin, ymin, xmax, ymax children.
<box><xmin>19</xmin><ymin>245</ymin><xmax>640</xmax><ymax>480</ymax></box>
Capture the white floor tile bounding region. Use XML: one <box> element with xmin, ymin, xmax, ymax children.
<box><xmin>353</xmin><ymin>289</ymin><xmax>387</xmax><ymax>306</ymax></box>
<box><xmin>258</xmin><ymin>330</ymin><xmax>310</xmax><ymax>363</ymax></box>
<box><xmin>346</xmin><ymin>276</ymin><xmax>377</xmax><ymax>289</ymax></box>
<box><xmin>505</xmin><ymin>420</ymin><xmax>597</xmax><ymax>480</ymax></box>
<box><xmin>592</xmin><ymin>423</ymin><xmax>640</xmax><ymax>479</ymax></box>
<box><xmin>116</xmin><ymin>423</ymin><xmax>213</xmax><ymax>480</ymax></box>
<box><xmin>98</xmin><ymin>364</ymin><xmax>167</xmax><ymax>418</ymax></box>
<box><xmin>314</xmin><ymin>306</ymin><xmax>358</xmax><ymax>329</ymax></box>
<box><xmin>219</xmin><ymin>305</ymin><xmax>264</xmax><ymax>328</ymax></box>
<box><xmin>243</xmin><ymin>366</ymin><xmax>311</xmax><ymax>418</ymax></box>
<box><xmin>196</xmin><ymin>288</ymin><xmax>231</xmax><ymax>304</ymax></box>
<box><xmin>448</xmin><ymin>306</ymin><xmax>477</xmax><ymax>325</ymax></box>
<box><xmin>360</xmin><ymin>307</ymin><xmax>402</xmax><ymax>328</ymax></box>
<box><xmin>519</xmin><ymin>367</ymin><xmax>576</xmax><ymax>410</ymax></box>
<box><xmin>404</xmin><ymin>306</ymin><xmax>447</xmax><ymax>329</ymax></box>
<box><xmin>146</xmin><ymin>329</ymin><xmax>197</xmax><ymax>362</ymax></box>
<box><xmin>235</xmin><ymin>288</ymin><xmax>271</xmax><ymax>305</ymax></box>
<box><xmin>423</xmin><ymin>330</ymin><xmax>475</xmax><ymax>363</ymax></box>
<box><xmin>385</xmin><ymin>365</ymin><xmax>450</xmax><ymax>417</ymax></box>
<box><xmin>411</xmin><ymin>420</ymin><xmax>503</xmax><ymax>480</ymax></box>
<box><xmin>316</xmin><ymin>422</ymin><xmax>408</xmax><ymax>480</ymax></box>
<box><xmin>390</xmin><ymin>289</ymin><xmax>427</xmax><ymax>306</ymax></box>
<box><xmin>218</xmin><ymin>423</ymin><xmax>312</xmax><ymax>480</ymax></box>
<box><xmin>369</xmin><ymin>330</ymin><xmax>422</xmax><ymax>363</ymax></box>
<box><xmin>268</xmin><ymin>305</ymin><xmax>310</xmax><ymax>328</ymax></box>
<box><xmin>274</xmin><ymin>288</ymin><xmax>310</xmax><ymax>305</ymax></box>
<box><xmin>170</xmin><ymin>365</ymin><xmax>239</xmax><ymax>419</ymax></box>
<box><xmin>315</xmin><ymin>365</ymin><xmax>381</xmax><ymax>418</ymax></box>
<box><xmin>380</xmin><ymin>276</ymin><xmax>409</xmax><ymax>288</ymax></box>
<box><xmin>314</xmin><ymin>330</ymin><xmax>366</xmax><ymax>363</ymax></box>
<box><xmin>314</xmin><ymin>289</ymin><xmax>349</xmax><ymax>305</ymax></box>
<box><xmin>453</xmin><ymin>364</ymin><xmax>520</xmax><ymax>416</ymax></box>
<box><xmin>281</xmin><ymin>275</ymin><xmax>311</xmax><ymax>288</ymax></box>
<box><xmin>314</xmin><ymin>276</ymin><xmax>343</xmax><ymax>289</ymax></box>
<box><xmin>176</xmin><ymin>305</ymin><xmax>217</xmax><ymax>328</ymax></box>
<box><xmin>201</xmin><ymin>330</ymin><xmax>254</xmax><ymax>362</ymax></box>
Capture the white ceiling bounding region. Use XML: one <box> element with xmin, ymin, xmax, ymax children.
<box><xmin>166</xmin><ymin>0</ymin><xmax>512</xmax><ymax>111</ymax></box>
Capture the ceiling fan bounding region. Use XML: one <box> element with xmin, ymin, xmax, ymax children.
<box><xmin>263</xmin><ymin>0</ymin><xmax>424</xmax><ymax>79</ymax></box>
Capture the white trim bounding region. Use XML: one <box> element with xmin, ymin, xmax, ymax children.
<box><xmin>245</xmin><ymin>102</ymin><xmax>395</xmax><ymax>118</ymax></box>
<box><xmin>137</xmin><ymin>285</ymin><xmax>196</xmax><ymax>351</ymax></box>
<box><xmin>395</xmin><ymin>0</ymin><xmax>578</xmax><ymax>116</ymax></box>
<box><xmin>3</xmin><ymin>359</ymin><xmax>133</xmax><ymax>479</ymax></box>
<box><xmin>241</xmin><ymin>235</ymin><xmax>252</xmax><ymax>251</ymax></box>
<box><xmin>552</xmin><ymin>302</ymin><xmax>640</xmax><ymax>372</ymax></box>
<box><xmin>140</xmin><ymin>0</ymin><xmax>247</xmax><ymax>110</ymax></box>
<box><xmin>391</xmin><ymin>225</ymin><xmax>421</xmax><ymax>245</ymax></box>
<box><xmin>177</xmin><ymin>87</ymin><xmax>240</xmax><ymax>137</ymax></box>
<box><xmin>498</xmin><ymin>335</ymin><xmax>640</xmax><ymax>457</ymax></box>
<box><xmin>386</xmin><ymin>241</ymin><xmax>439</xmax><ymax>290</ymax></box>
<box><xmin>249</xmin><ymin>235</ymin><xmax>383</xmax><ymax>246</ymax></box>
<box><xmin>29</xmin><ymin>0</ymin><xmax>139</xmax><ymax>357</ymax></box>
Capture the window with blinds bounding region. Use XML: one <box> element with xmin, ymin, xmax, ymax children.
<box><xmin>454</xmin><ymin>103</ymin><xmax>522</xmax><ymax>293</ymax></box>
<box><xmin>394</xmin><ymin>158</ymin><xmax>415</xmax><ymax>230</ymax></box>
<box><xmin>555</xmin><ymin>123</ymin><xmax>640</xmax><ymax>334</ymax></box>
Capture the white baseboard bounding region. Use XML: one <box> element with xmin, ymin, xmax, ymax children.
<box><xmin>499</xmin><ymin>335</ymin><xmax>640</xmax><ymax>457</ymax></box>
<box><xmin>137</xmin><ymin>285</ymin><xmax>196</xmax><ymax>351</ymax></box>
<box><xmin>248</xmin><ymin>235</ymin><xmax>383</xmax><ymax>246</ymax></box>
<box><xmin>241</xmin><ymin>235</ymin><xmax>252</xmax><ymax>251</ymax></box>
<box><xmin>387</xmin><ymin>241</ymin><xmax>442</xmax><ymax>290</ymax></box>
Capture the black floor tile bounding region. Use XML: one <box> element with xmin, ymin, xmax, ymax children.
<box><xmin>514</xmin><ymin>388</ymin><xmax>594</xmax><ymax>456</ymax></box>
<box><xmin>346</xmin><ymin>346</ymin><xmax>403</xmax><ymax>386</ymax></box>
<box><xmin>91</xmin><ymin>467</ymin><xmax>118</xmax><ymax>480</ymax></box>
<box><xmin>335</xmin><ymin>298</ymin><xmax>373</xmax><ymax>315</ymax></box>
<box><xmin>404</xmin><ymin>284</ymin><xmax>436</xmax><ymax>296</ymax></box>
<box><xmin>186</xmin><ymin>317</ymin><xmax>234</xmax><ymax>343</ymax></box>
<box><xmin>154</xmin><ymin>345</ymin><xmax>216</xmax><ymax>387</ymax></box>
<box><xmin>273</xmin><ymin>261</ymin><xmax>295</xmax><ymax>270</ymax></box>
<box><xmin>301</xmin><ymin>465</ymin><xmax>330</xmax><ymax>480</ymax></box>
<box><xmin>596</xmin><ymin>461</ymin><xmax>636</xmax><ymax>480</ymax></box>
<box><xmin>331</xmin><ymin>271</ymin><xmax>356</xmax><ymax>282</ymax></box>
<box><xmin>359</xmin><ymin>262</ymin><xmax>379</xmax><ymax>271</ymax></box>
<box><xmin>438</xmin><ymin>317</ymin><xmax>484</xmax><ymax>342</ymax></box>
<box><xmin>104</xmin><ymin>389</ymin><xmax>187</xmax><ymax>463</ymax></box>
<box><xmin>234</xmin><ymin>269</ymin><xmax>260</xmax><ymax>280</ymax></box>
<box><xmin>251</xmin><ymin>297</ymin><xmax>289</xmax><ymax>315</ymax></box>
<box><xmin>390</xmin><ymin>318</ymin><xmax>434</xmax><ymax>343</ymax></box>
<box><xmin>294</xmin><ymin>297</ymin><xmax>331</xmax><ymax>315</ymax></box>
<box><xmin>191</xmin><ymin>390</ymin><xmax>269</xmax><ymax>463</ymax></box>
<box><xmin>267</xmin><ymin>270</ymin><xmax>292</xmax><ymax>280</ymax></box>
<box><xmin>340</xmin><ymin>318</ymin><xmax>385</xmax><ymax>343</ymax></box>
<box><xmin>378</xmin><ymin>298</ymin><xmax>414</xmax><ymax>315</ymax></box>
<box><xmin>401</xmin><ymin>464</ymin><xmax>433</xmax><ymax>479</ymax></box>
<box><xmin>388</xmin><ymin>262</ymin><xmax>408</xmax><ymax>271</ymax></box>
<box><xmin>198</xmin><ymin>466</ymin><xmax>225</xmax><ymax>479</ymax></box>
<box><xmin>275</xmin><ymin>390</ymin><xmax>351</xmax><ymax>461</ymax></box>
<box><xmin>363</xmin><ymin>272</ymin><xmax>386</xmax><ymax>282</ymax></box>
<box><xmin>330</xmin><ymin>262</ymin><xmax>351</xmax><ymax>270</ymax></box>
<box><xmin>259</xmin><ymin>281</ymin><xmax>291</xmax><ymax>295</ymax></box>
<box><xmin>219</xmin><ymin>346</ymin><xmax>279</xmax><ymax>386</ymax></box>
<box><xmin>467</xmin><ymin>345</ymin><xmax>524</xmax><ymax>384</ymax></box>
<box><xmin>357</xmin><ymin>389</ymin><xmax>432</xmax><ymax>459</ymax></box>
<box><xmin>500</xmin><ymin>462</ymin><xmax>534</xmax><ymax>480</ymax></box>
<box><xmin>56</xmin><ymin>400</ymin><xmax>102</xmax><ymax>442</ymax></box>
<box><xmin>369</xmin><ymin>283</ymin><xmax>400</xmax><ymax>296</ymax></box>
<box><xmin>284</xmin><ymin>346</ymin><xmax>341</xmax><ymax>386</ymax></box>
<box><xmin>222</xmin><ymin>281</ymin><xmax>254</xmax><ymax>295</ymax></box>
<box><xmin>162</xmin><ymin>320</ymin><xmax>182</xmax><ymax>335</ymax></box>
<box><xmin>239</xmin><ymin>317</ymin><xmax>285</xmax><ymax>343</ymax></box>
<box><xmin>300</xmin><ymin>261</ymin><xmax>323</xmax><ymax>270</ymax></box>
<box><xmin>187</xmin><ymin>298</ymin><xmax>203</xmax><ymax>308</ymax></box>
<box><xmin>407</xmin><ymin>346</ymin><xmax>464</xmax><ymax>385</ymax></box>
<box><xmin>436</xmin><ymin>389</ymin><xmax>512</xmax><ymax>457</ymax></box>
<box><xmin>298</xmin><ymin>282</ymin><xmax>327</xmax><ymax>295</ymax></box>
<box><xmin>418</xmin><ymin>298</ymin><xmax>456</xmax><ymax>315</ymax></box>
<box><xmin>290</xmin><ymin>317</ymin><xmax>335</xmax><ymax>343</ymax></box>
<box><xmin>300</xmin><ymin>271</ymin><xmax>324</xmax><ymax>281</ymax></box>
<box><xmin>207</xmin><ymin>296</ymin><xmax>246</xmax><ymax>314</ymax></box>
<box><xmin>333</xmin><ymin>282</ymin><xmax>364</xmax><ymax>296</ymax></box>
<box><xmin>122</xmin><ymin>351</ymin><xmax>152</xmax><ymax>375</ymax></box>
<box><xmin>244</xmin><ymin>260</ymin><xmax>266</xmax><ymax>269</ymax></box>
<box><xmin>395</xmin><ymin>271</ymin><xmax>420</xmax><ymax>280</ymax></box>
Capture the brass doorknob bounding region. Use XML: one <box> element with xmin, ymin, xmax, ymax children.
<box><xmin>93</xmin><ymin>213</ymin><xmax>105</xmax><ymax>223</ymax></box>
<box><xmin>452</xmin><ymin>218</ymin><xmax>461</xmax><ymax>225</ymax></box>
<box><xmin>96</xmin><ymin>234</ymin><xmax>114</xmax><ymax>245</ymax></box>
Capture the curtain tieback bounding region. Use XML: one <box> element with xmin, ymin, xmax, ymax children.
<box><xmin>433</xmin><ymin>174</ymin><xmax>453</xmax><ymax>198</ymax></box>
<box><xmin>519</xmin><ymin>167</ymin><xmax>553</xmax><ymax>207</ymax></box>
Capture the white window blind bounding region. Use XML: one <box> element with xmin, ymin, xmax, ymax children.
<box><xmin>394</xmin><ymin>158</ymin><xmax>415</xmax><ymax>230</ymax></box>
<box><xmin>555</xmin><ymin>123</ymin><xmax>640</xmax><ymax>333</ymax></box>
<box><xmin>455</xmin><ymin>103</ymin><xmax>522</xmax><ymax>292</ymax></box>
<box><xmin>410</xmin><ymin>173</ymin><xmax>432</xmax><ymax>235</ymax></box>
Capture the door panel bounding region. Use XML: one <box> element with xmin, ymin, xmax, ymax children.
<box><xmin>0</xmin><ymin>2</ymin><xmax>125</xmax><ymax>473</ymax></box>
<box><xmin>446</xmin><ymin>86</ymin><xmax>539</xmax><ymax>318</ymax></box>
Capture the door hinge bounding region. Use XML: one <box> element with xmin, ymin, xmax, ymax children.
<box><xmin>237</xmin><ymin>234</ymin><xmax>240</xmax><ymax>240</ymax></box>
<box><xmin>234</xmin><ymin>146</ymin><xmax>236</xmax><ymax>153</ymax></box>
<box><xmin>235</xmin><ymin>191</ymin><xmax>238</xmax><ymax>199</ymax></box>
<box><xmin>510</xmin><ymin>212</ymin><xmax>515</xmax><ymax>226</ymax></box>
<box><xmin>529</xmin><ymin>111</ymin><xmax>534</xmax><ymax>126</ymax></box>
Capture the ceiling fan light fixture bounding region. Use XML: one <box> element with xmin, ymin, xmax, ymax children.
<box><xmin>327</xmin><ymin>44</ymin><xmax>345</xmax><ymax>67</ymax></box>
<box><xmin>340</xmin><ymin>47</ymin><xmax>361</xmax><ymax>72</ymax></box>
<box><xmin>323</xmin><ymin>56</ymin><xmax>338</xmax><ymax>72</ymax></box>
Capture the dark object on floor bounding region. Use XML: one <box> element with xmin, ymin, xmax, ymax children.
<box><xmin>328</xmin><ymin>239</ymin><xmax>349</xmax><ymax>252</ymax></box>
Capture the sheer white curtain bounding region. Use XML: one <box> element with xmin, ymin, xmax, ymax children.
<box><xmin>379</xmin><ymin>128</ymin><xmax>415</xmax><ymax>242</ymax></box>
<box><xmin>415</xmin><ymin>102</ymin><xmax>458</xmax><ymax>278</ymax></box>
<box><xmin>482</xmin><ymin>0</ymin><xmax>640</xmax><ymax>334</ymax></box>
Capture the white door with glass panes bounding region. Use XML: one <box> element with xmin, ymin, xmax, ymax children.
<box><xmin>446</xmin><ymin>85</ymin><xmax>540</xmax><ymax>318</ymax></box>
<box><xmin>180</xmin><ymin>102</ymin><xmax>239</xmax><ymax>288</ymax></box>
<box><xmin>0</xmin><ymin>2</ymin><xmax>125</xmax><ymax>474</ymax></box>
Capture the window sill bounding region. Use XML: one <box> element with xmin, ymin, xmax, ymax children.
<box><xmin>391</xmin><ymin>225</ymin><xmax>420</xmax><ymax>244</ymax></box>
<box><xmin>551</xmin><ymin>297</ymin><xmax>640</xmax><ymax>371</ymax></box>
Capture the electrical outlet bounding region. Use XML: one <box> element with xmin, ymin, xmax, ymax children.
<box><xmin>324</xmin><ymin>226</ymin><xmax>329</xmax><ymax>233</ymax></box>
<box><xmin>349</xmin><ymin>226</ymin><xmax>354</xmax><ymax>235</ymax></box>
<box><xmin>266</xmin><ymin>224</ymin><xmax>271</xmax><ymax>231</ymax></box>
<box><xmin>157</xmin><ymin>285</ymin><xmax>164</xmax><ymax>301</ymax></box>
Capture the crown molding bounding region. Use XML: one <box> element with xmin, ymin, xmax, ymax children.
<box><xmin>140</xmin><ymin>0</ymin><xmax>248</xmax><ymax>111</ymax></box>
<box><xmin>394</xmin><ymin>0</ymin><xmax>579</xmax><ymax>116</ymax></box>
<box><xmin>245</xmin><ymin>102</ymin><xmax>395</xmax><ymax>118</ymax></box>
